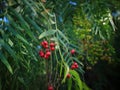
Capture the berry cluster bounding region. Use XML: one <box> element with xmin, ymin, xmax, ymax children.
<box><xmin>71</xmin><ymin>62</ymin><xmax>78</xmax><ymax>69</ymax></box>
<box><xmin>66</xmin><ymin>49</ymin><xmax>77</xmax><ymax>79</ymax></box>
<box><xmin>39</xmin><ymin>40</ymin><xmax>56</xmax><ymax>59</ymax></box>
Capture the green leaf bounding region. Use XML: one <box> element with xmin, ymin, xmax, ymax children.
<box><xmin>18</xmin><ymin>77</ymin><xmax>26</xmax><ymax>86</ymax></box>
<box><xmin>61</xmin><ymin>63</ymin><xmax>69</xmax><ymax>83</ymax></box>
<box><xmin>39</xmin><ymin>30</ymin><xmax>57</xmax><ymax>39</ymax></box>
<box><xmin>70</xmin><ymin>70</ymin><xmax>83</xmax><ymax>90</ymax></box>
<box><xmin>27</xmin><ymin>47</ymin><xmax>38</xmax><ymax>61</ymax></box>
<box><xmin>25</xmin><ymin>16</ymin><xmax>42</xmax><ymax>33</ymax></box>
<box><xmin>0</xmin><ymin>39</ymin><xmax>17</xmax><ymax>60</ymax></box>
<box><xmin>8</xmin><ymin>39</ymin><xmax>14</xmax><ymax>47</ymax></box>
<box><xmin>16</xmin><ymin>34</ymin><xmax>29</xmax><ymax>45</ymax></box>
<box><xmin>8</xmin><ymin>14</ymin><xmax>37</xmax><ymax>42</ymax></box>
<box><xmin>64</xmin><ymin>53</ymin><xmax>70</xmax><ymax>61</ymax></box>
<box><xmin>58</xmin><ymin>30</ymin><xmax>69</xmax><ymax>43</ymax></box>
<box><xmin>99</xmin><ymin>30</ymin><xmax>105</xmax><ymax>40</ymax></box>
<box><xmin>57</xmin><ymin>35</ymin><xmax>68</xmax><ymax>50</ymax></box>
<box><xmin>0</xmin><ymin>52</ymin><xmax>13</xmax><ymax>74</ymax></box>
<box><xmin>83</xmin><ymin>82</ymin><xmax>91</xmax><ymax>90</ymax></box>
<box><xmin>9</xmin><ymin>8</ymin><xmax>29</xmax><ymax>29</ymax></box>
<box><xmin>67</xmin><ymin>77</ymin><xmax>72</xmax><ymax>90</ymax></box>
<box><xmin>8</xmin><ymin>26</ymin><xmax>29</xmax><ymax>45</ymax></box>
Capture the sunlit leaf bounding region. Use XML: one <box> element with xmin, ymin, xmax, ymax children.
<box><xmin>39</xmin><ymin>30</ymin><xmax>56</xmax><ymax>39</ymax></box>
<box><xmin>61</xmin><ymin>63</ymin><xmax>69</xmax><ymax>83</ymax></box>
<box><xmin>70</xmin><ymin>70</ymin><xmax>83</xmax><ymax>90</ymax></box>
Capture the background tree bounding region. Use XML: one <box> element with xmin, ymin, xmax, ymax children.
<box><xmin>0</xmin><ymin>0</ymin><xmax>120</xmax><ymax>90</ymax></box>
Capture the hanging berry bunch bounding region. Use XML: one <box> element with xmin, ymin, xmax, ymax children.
<box><xmin>70</xmin><ymin>49</ymin><xmax>79</xmax><ymax>69</ymax></box>
<box><xmin>39</xmin><ymin>40</ymin><xmax>56</xmax><ymax>59</ymax></box>
<box><xmin>71</xmin><ymin>62</ymin><xmax>79</xmax><ymax>69</ymax></box>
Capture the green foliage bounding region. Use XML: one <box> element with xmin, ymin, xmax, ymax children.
<box><xmin>67</xmin><ymin>1</ymin><xmax>116</xmax><ymax>66</ymax></box>
<box><xmin>0</xmin><ymin>0</ymin><xmax>119</xmax><ymax>90</ymax></box>
<box><xmin>0</xmin><ymin>0</ymin><xmax>87</xmax><ymax>90</ymax></box>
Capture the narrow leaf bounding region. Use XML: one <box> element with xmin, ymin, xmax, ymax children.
<box><xmin>67</xmin><ymin>77</ymin><xmax>72</xmax><ymax>90</ymax></box>
<box><xmin>39</xmin><ymin>30</ymin><xmax>56</xmax><ymax>39</ymax></box>
<box><xmin>0</xmin><ymin>52</ymin><xmax>13</xmax><ymax>74</ymax></box>
<box><xmin>70</xmin><ymin>70</ymin><xmax>83</xmax><ymax>90</ymax></box>
<box><xmin>0</xmin><ymin>39</ymin><xmax>17</xmax><ymax>59</ymax></box>
<box><xmin>58</xmin><ymin>30</ymin><xmax>69</xmax><ymax>43</ymax></box>
<box><xmin>61</xmin><ymin>63</ymin><xmax>69</xmax><ymax>83</ymax></box>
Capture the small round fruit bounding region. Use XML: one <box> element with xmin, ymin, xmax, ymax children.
<box><xmin>41</xmin><ymin>40</ymin><xmax>48</xmax><ymax>48</ymax></box>
<box><xmin>44</xmin><ymin>54</ymin><xmax>49</xmax><ymax>59</ymax></box>
<box><xmin>43</xmin><ymin>40</ymin><xmax>48</xmax><ymax>45</ymax></box>
<box><xmin>70</xmin><ymin>49</ymin><xmax>75</xmax><ymax>54</ymax></box>
<box><xmin>48</xmin><ymin>85</ymin><xmax>53</xmax><ymax>90</ymax></box>
<box><xmin>46</xmin><ymin>51</ymin><xmax>51</xmax><ymax>56</ymax></box>
<box><xmin>71</xmin><ymin>65</ymin><xmax>76</xmax><ymax>69</ymax></box>
<box><xmin>67</xmin><ymin>73</ymin><xmax>71</xmax><ymax>78</ymax></box>
<box><xmin>41</xmin><ymin>41</ymin><xmax>44</xmax><ymax>46</ymax></box>
<box><xmin>50</xmin><ymin>47</ymin><xmax>55</xmax><ymax>51</ymax></box>
<box><xmin>44</xmin><ymin>45</ymin><xmax>48</xmax><ymax>48</ymax></box>
<box><xmin>39</xmin><ymin>50</ymin><xmax>44</xmax><ymax>57</ymax></box>
<box><xmin>50</xmin><ymin>42</ymin><xmax>55</xmax><ymax>47</ymax></box>
<box><xmin>74</xmin><ymin>62</ymin><xmax>78</xmax><ymax>68</ymax></box>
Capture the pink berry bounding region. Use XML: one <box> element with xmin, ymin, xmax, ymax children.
<box><xmin>39</xmin><ymin>50</ymin><xmax>44</xmax><ymax>57</ymax></box>
<box><xmin>50</xmin><ymin>47</ymin><xmax>55</xmax><ymax>51</ymax></box>
<box><xmin>44</xmin><ymin>44</ymin><xmax>48</xmax><ymax>49</ymax></box>
<box><xmin>75</xmin><ymin>64</ymin><xmax>78</xmax><ymax>68</ymax></box>
<box><xmin>73</xmin><ymin>62</ymin><xmax>78</xmax><ymax>68</ymax></box>
<box><xmin>46</xmin><ymin>51</ymin><xmax>51</xmax><ymax>56</ymax></box>
<box><xmin>50</xmin><ymin>42</ymin><xmax>55</xmax><ymax>47</ymax></box>
<box><xmin>41</xmin><ymin>40</ymin><xmax>48</xmax><ymax>48</ymax></box>
<box><xmin>70</xmin><ymin>49</ymin><xmax>75</xmax><ymax>54</ymax></box>
<box><xmin>41</xmin><ymin>41</ymin><xmax>44</xmax><ymax>46</ymax></box>
<box><xmin>44</xmin><ymin>54</ymin><xmax>49</xmax><ymax>59</ymax></box>
<box><xmin>43</xmin><ymin>40</ymin><xmax>48</xmax><ymax>45</ymax></box>
<box><xmin>71</xmin><ymin>65</ymin><xmax>76</xmax><ymax>69</ymax></box>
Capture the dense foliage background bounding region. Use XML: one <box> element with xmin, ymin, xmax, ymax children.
<box><xmin>0</xmin><ymin>0</ymin><xmax>120</xmax><ymax>90</ymax></box>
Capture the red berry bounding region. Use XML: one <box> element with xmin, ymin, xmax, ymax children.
<box><xmin>67</xmin><ymin>73</ymin><xmax>71</xmax><ymax>78</ymax></box>
<box><xmin>50</xmin><ymin>42</ymin><xmax>55</xmax><ymax>47</ymax></box>
<box><xmin>43</xmin><ymin>40</ymin><xmax>48</xmax><ymax>45</ymax></box>
<box><xmin>73</xmin><ymin>62</ymin><xmax>78</xmax><ymax>68</ymax></box>
<box><xmin>39</xmin><ymin>50</ymin><xmax>44</xmax><ymax>57</ymax></box>
<box><xmin>41</xmin><ymin>40</ymin><xmax>48</xmax><ymax>48</ymax></box>
<box><xmin>44</xmin><ymin>44</ymin><xmax>48</xmax><ymax>48</ymax></box>
<box><xmin>70</xmin><ymin>49</ymin><xmax>75</xmax><ymax>54</ymax></box>
<box><xmin>48</xmin><ymin>85</ymin><xmax>53</xmax><ymax>90</ymax></box>
<box><xmin>41</xmin><ymin>42</ymin><xmax>44</xmax><ymax>46</ymax></box>
<box><xmin>74</xmin><ymin>62</ymin><xmax>77</xmax><ymax>66</ymax></box>
<box><xmin>75</xmin><ymin>64</ymin><xmax>78</xmax><ymax>68</ymax></box>
<box><xmin>46</xmin><ymin>51</ymin><xmax>51</xmax><ymax>56</ymax></box>
<box><xmin>44</xmin><ymin>54</ymin><xmax>49</xmax><ymax>59</ymax></box>
<box><xmin>71</xmin><ymin>65</ymin><xmax>76</xmax><ymax>69</ymax></box>
<box><xmin>50</xmin><ymin>47</ymin><xmax>55</xmax><ymax>51</ymax></box>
